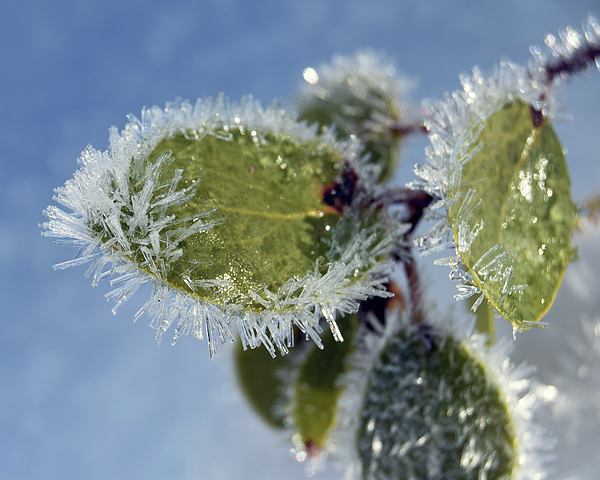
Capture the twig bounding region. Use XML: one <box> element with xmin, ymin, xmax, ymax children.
<box><xmin>541</xmin><ymin>42</ymin><xmax>600</xmax><ymax>86</ymax></box>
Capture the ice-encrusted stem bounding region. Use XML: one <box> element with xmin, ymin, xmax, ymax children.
<box><xmin>530</xmin><ymin>15</ymin><xmax>600</xmax><ymax>87</ymax></box>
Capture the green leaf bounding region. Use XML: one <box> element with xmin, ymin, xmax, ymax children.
<box><xmin>296</xmin><ymin>52</ymin><xmax>405</xmax><ymax>182</ymax></box>
<box><xmin>450</xmin><ymin>100</ymin><xmax>577</xmax><ymax>329</ymax></box>
<box><xmin>298</xmin><ymin>97</ymin><xmax>400</xmax><ymax>182</ymax></box>
<box><xmin>143</xmin><ymin>130</ymin><xmax>342</xmax><ymax>310</ymax></box>
<box><xmin>234</xmin><ymin>336</ymin><xmax>290</xmax><ymax>428</ymax></box>
<box><xmin>43</xmin><ymin>97</ymin><xmax>395</xmax><ymax>357</ymax></box>
<box><xmin>358</xmin><ymin>325</ymin><xmax>516</xmax><ymax>479</ymax></box>
<box><xmin>293</xmin><ymin>315</ymin><xmax>358</xmax><ymax>450</ymax></box>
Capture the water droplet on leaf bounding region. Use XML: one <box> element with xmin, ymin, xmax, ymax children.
<box><xmin>449</xmin><ymin>100</ymin><xmax>576</xmax><ymax>329</ymax></box>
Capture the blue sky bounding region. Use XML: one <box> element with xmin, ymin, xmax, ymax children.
<box><xmin>1</xmin><ymin>1</ymin><xmax>600</xmax><ymax>478</ymax></box>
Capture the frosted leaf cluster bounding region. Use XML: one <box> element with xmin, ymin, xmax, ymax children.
<box><xmin>41</xmin><ymin>95</ymin><xmax>398</xmax><ymax>358</ymax></box>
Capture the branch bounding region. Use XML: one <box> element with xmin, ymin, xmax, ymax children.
<box><xmin>540</xmin><ymin>42</ymin><xmax>600</xmax><ymax>85</ymax></box>
<box><xmin>374</xmin><ymin>187</ymin><xmax>434</xmax><ymax>233</ymax></box>
<box><xmin>531</xmin><ymin>15</ymin><xmax>600</xmax><ymax>87</ymax></box>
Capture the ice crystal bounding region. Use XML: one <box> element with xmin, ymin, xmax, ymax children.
<box><xmin>331</xmin><ymin>308</ymin><xmax>551</xmax><ymax>480</ymax></box>
<box><xmin>41</xmin><ymin>95</ymin><xmax>398</xmax><ymax>358</ymax></box>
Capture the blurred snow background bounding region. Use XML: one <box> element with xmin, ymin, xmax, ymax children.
<box><xmin>1</xmin><ymin>1</ymin><xmax>599</xmax><ymax>478</ymax></box>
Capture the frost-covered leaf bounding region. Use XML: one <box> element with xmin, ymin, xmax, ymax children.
<box><xmin>450</xmin><ymin>100</ymin><xmax>576</xmax><ymax>328</ymax></box>
<box><xmin>411</xmin><ymin>61</ymin><xmax>577</xmax><ymax>332</ymax></box>
<box><xmin>146</xmin><ymin>130</ymin><xmax>342</xmax><ymax>309</ymax></box>
<box><xmin>292</xmin><ymin>316</ymin><xmax>357</xmax><ymax>451</ymax></box>
<box><xmin>357</xmin><ymin>325</ymin><xmax>516</xmax><ymax>480</ymax></box>
<box><xmin>295</xmin><ymin>50</ymin><xmax>412</xmax><ymax>182</ymax></box>
<box><xmin>41</xmin><ymin>96</ymin><xmax>396</xmax><ymax>358</ymax></box>
<box><xmin>332</xmin><ymin>308</ymin><xmax>549</xmax><ymax>480</ymax></box>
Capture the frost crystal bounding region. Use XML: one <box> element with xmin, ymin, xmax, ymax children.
<box><xmin>41</xmin><ymin>95</ymin><xmax>397</xmax><ymax>358</ymax></box>
<box><xmin>330</xmin><ymin>308</ymin><xmax>551</xmax><ymax>480</ymax></box>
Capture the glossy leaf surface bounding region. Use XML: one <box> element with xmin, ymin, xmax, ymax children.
<box><xmin>450</xmin><ymin>100</ymin><xmax>576</xmax><ymax>328</ymax></box>
<box><xmin>143</xmin><ymin>130</ymin><xmax>342</xmax><ymax>310</ymax></box>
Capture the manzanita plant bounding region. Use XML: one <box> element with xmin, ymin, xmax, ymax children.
<box><xmin>41</xmin><ymin>15</ymin><xmax>600</xmax><ymax>480</ymax></box>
